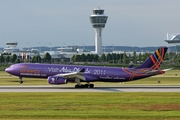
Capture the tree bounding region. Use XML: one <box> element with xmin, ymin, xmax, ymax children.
<box><xmin>133</xmin><ymin>51</ymin><xmax>137</xmax><ymax>64</ymax></box>
<box><xmin>100</xmin><ymin>54</ymin><xmax>106</xmax><ymax>62</ymax></box>
<box><xmin>90</xmin><ymin>54</ymin><xmax>94</xmax><ymax>62</ymax></box>
<box><xmin>76</xmin><ymin>55</ymin><xmax>82</xmax><ymax>62</ymax></box>
<box><xmin>94</xmin><ymin>54</ymin><xmax>99</xmax><ymax>62</ymax></box>
<box><xmin>81</xmin><ymin>53</ymin><xmax>86</xmax><ymax>62</ymax></box>
<box><xmin>43</xmin><ymin>52</ymin><xmax>51</xmax><ymax>63</ymax></box>
<box><xmin>138</xmin><ymin>53</ymin><xmax>142</xmax><ymax>63</ymax></box>
<box><xmin>142</xmin><ymin>53</ymin><xmax>151</xmax><ymax>61</ymax></box>
<box><xmin>11</xmin><ymin>54</ymin><xmax>17</xmax><ymax>63</ymax></box>
<box><xmin>116</xmin><ymin>54</ymin><xmax>121</xmax><ymax>64</ymax></box>
<box><xmin>71</xmin><ymin>55</ymin><xmax>76</xmax><ymax>62</ymax></box>
<box><xmin>112</xmin><ymin>53</ymin><xmax>116</xmax><ymax>63</ymax></box>
<box><xmin>32</xmin><ymin>55</ymin><xmax>42</xmax><ymax>63</ymax></box>
<box><xmin>15</xmin><ymin>58</ymin><xmax>21</xmax><ymax>63</ymax></box>
<box><xmin>123</xmin><ymin>52</ymin><xmax>127</xmax><ymax>64</ymax></box>
<box><xmin>5</xmin><ymin>56</ymin><xmax>11</xmax><ymax>63</ymax></box>
<box><xmin>0</xmin><ymin>54</ymin><xmax>5</xmax><ymax>64</ymax></box>
<box><xmin>118</xmin><ymin>53</ymin><xmax>124</xmax><ymax>64</ymax></box>
<box><xmin>36</xmin><ymin>55</ymin><xmax>42</xmax><ymax>63</ymax></box>
<box><xmin>106</xmin><ymin>53</ymin><xmax>112</xmax><ymax>62</ymax></box>
<box><xmin>86</xmin><ymin>54</ymin><xmax>92</xmax><ymax>62</ymax></box>
<box><xmin>32</xmin><ymin>56</ymin><xmax>36</xmax><ymax>63</ymax></box>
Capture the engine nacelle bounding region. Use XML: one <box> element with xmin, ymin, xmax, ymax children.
<box><xmin>48</xmin><ymin>76</ymin><xmax>67</xmax><ymax>85</ymax></box>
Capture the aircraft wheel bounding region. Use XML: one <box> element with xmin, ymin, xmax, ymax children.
<box><xmin>80</xmin><ymin>85</ymin><xmax>85</xmax><ymax>88</ymax></box>
<box><xmin>85</xmin><ymin>84</ymin><xmax>89</xmax><ymax>88</ymax></box>
<box><xmin>90</xmin><ymin>84</ymin><xmax>94</xmax><ymax>88</ymax></box>
<box><xmin>75</xmin><ymin>85</ymin><xmax>80</xmax><ymax>88</ymax></box>
<box><xmin>19</xmin><ymin>81</ymin><xmax>23</xmax><ymax>84</ymax></box>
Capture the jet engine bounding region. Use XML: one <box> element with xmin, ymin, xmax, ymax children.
<box><xmin>48</xmin><ymin>76</ymin><xmax>67</xmax><ymax>85</ymax></box>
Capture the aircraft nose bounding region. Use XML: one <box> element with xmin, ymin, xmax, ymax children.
<box><xmin>5</xmin><ymin>67</ymin><xmax>11</xmax><ymax>73</ymax></box>
<box><xmin>5</xmin><ymin>67</ymin><xmax>13</xmax><ymax>74</ymax></box>
<box><xmin>5</xmin><ymin>65</ymin><xmax>18</xmax><ymax>76</ymax></box>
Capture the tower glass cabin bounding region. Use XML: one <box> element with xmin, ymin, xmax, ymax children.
<box><xmin>90</xmin><ymin>8</ymin><xmax>108</xmax><ymax>55</ymax></box>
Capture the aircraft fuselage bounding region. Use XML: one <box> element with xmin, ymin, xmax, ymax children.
<box><xmin>6</xmin><ymin>63</ymin><xmax>163</xmax><ymax>82</ymax></box>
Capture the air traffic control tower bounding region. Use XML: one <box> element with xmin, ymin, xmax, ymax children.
<box><xmin>90</xmin><ymin>7</ymin><xmax>108</xmax><ymax>55</ymax></box>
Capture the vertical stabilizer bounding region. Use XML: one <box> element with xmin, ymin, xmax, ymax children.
<box><xmin>136</xmin><ymin>47</ymin><xmax>168</xmax><ymax>69</ymax></box>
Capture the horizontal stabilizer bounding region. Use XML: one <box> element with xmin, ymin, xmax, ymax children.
<box><xmin>146</xmin><ymin>69</ymin><xmax>164</xmax><ymax>75</ymax></box>
<box><xmin>162</xmin><ymin>68</ymin><xmax>172</xmax><ymax>72</ymax></box>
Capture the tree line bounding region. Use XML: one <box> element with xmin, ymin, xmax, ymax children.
<box><xmin>0</xmin><ymin>52</ymin><xmax>52</xmax><ymax>64</ymax></box>
<box><xmin>1</xmin><ymin>51</ymin><xmax>179</xmax><ymax>66</ymax></box>
<box><xmin>72</xmin><ymin>52</ymin><xmax>180</xmax><ymax>65</ymax></box>
<box><xmin>71</xmin><ymin>52</ymin><xmax>155</xmax><ymax>64</ymax></box>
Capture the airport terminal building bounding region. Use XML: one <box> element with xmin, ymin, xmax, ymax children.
<box><xmin>165</xmin><ymin>33</ymin><xmax>180</xmax><ymax>52</ymax></box>
<box><xmin>0</xmin><ymin>42</ymin><xmax>90</xmax><ymax>63</ymax></box>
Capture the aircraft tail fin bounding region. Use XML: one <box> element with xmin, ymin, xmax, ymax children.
<box><xmin>136</xmin><ymin>47</ymin><xmax>168</xmax><ymax>69</ymax></box>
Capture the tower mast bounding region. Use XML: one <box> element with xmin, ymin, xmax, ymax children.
<box><xmin>90</xmin><ymin>7</ymin><xmax>108</xmax><ymax>55</ymax></box>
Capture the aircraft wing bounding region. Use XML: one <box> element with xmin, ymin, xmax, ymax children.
<box><xmin>54</xmin><ymin>68</ymin><xmax>86</xmax><ymax>80</ymax></box>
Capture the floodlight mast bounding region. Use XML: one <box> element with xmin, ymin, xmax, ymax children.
<box><xmin>90</xmin><ymin>7</ymin><xmax>108</xmax><ymax>55</ymax></box>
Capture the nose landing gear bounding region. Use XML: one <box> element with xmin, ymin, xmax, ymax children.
<box><xmin>19</xmin><ymin>77</ymin><xmax>23</xmax><ymax>84</ymax></box>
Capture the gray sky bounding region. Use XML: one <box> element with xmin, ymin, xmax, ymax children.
<box><xmin>0</xmin><ymin>0</ymin><xmax>180</xmax><ymax>48</ymax></box>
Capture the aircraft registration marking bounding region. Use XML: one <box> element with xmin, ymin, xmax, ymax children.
<box><xmin>19</xmin><ymin>69</ymin><xmax>47</xmax><ymax>76</ymax></box>
<box><xmin>20</xmin><ymin>69</ymin><xmax>40</xmax><ymax>74</ymax></box>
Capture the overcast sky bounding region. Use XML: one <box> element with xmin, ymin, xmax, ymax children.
<box><xmin>0</xmin><ymin>0</ymin><xmax>180</xmax><ymax>48</ymax></box>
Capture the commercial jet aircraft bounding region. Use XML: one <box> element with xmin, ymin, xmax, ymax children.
<box><xmin>5</xmin><ymin>47</ymin><xmax>168</xmax><ymax>88</ymax></box>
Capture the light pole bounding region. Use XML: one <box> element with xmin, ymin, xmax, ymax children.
<box><xmin>38</xmin><ymin>42</ymin><xmax>41</xmax><ymax>63</ymax></box>
<box><xmin>82</xmin><ymin>43</ymin><xmax>85</xmax><ymax>52</ymax></box>
<box><xmin>38</xmin><ymin>42</ymin><xmax>41</xmax><ymax>53</ymax></box>
<box><xmin>48</xmin><ymin>42</ymin><xmax>52</xmax><ymax>63</ymax></box>
<box><xmin>49</xmin><ymin>42</ymin><xmax>52</xmax><ymax>51</ymax></box>
<box><xmin>26</xmin><ymin>42</ymin><xmax>30</xmax><ymax>62</ymax></box>
<box><xmin>73</xmin><ymin>43</ymin><xmax>77</xmax><ymax>54</ymax></box>
<box><xmin>112</xmin><ymin>43</ymin><xmax>114</xmax><ymax>52</ymax></box>
<box><xmin>103</xmin><ymin>43</ymin><xmax>106</xmax><ymax>54</ymax></box>
<box><xmin>63</xmin><ymin>43</ymin><xmax>66</xmax><ymax>47</ymax></box>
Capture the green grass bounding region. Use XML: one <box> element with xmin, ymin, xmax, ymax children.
<box><xmin>0</xmin><ymin>93</ymin><xmax>180</xmax><ymax>120</ymax></box>
<box><xmin>0</xmin><ymin>71</ymin><xmax>180</xmax><ymax>119</ymax></box>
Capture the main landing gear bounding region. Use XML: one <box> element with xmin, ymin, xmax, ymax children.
<box><xmin>75</xmin><ymin>78</ymin><xmax>94</xmax><ymax>88</ymax></box>
<box><xmin>75</xmin><ymin>84</ymin><xmax>94</xmax><ymax>88</ymax></box>
<box><xmin>19</xmin><ymin>77</ymin><xmax>23</xmax><ymax>84</ymax></box>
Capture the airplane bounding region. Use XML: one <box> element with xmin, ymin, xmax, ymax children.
<box><xmin>5</xmin><ymin>47</ymin><xmax>168</xmax><ymax>88</ymax></box>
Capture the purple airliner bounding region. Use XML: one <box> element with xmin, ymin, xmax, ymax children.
<box><xmin>6</xmin><ymin>47</ymin><xmax>168</xmax><ymax>88</ymax></box>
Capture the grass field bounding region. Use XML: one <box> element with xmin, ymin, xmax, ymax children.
<box><xmin>0</xmin><ymin>93</ymin><xmax>180</xmax><ymax>120</ymax></box>
<box><xmin>0</xmin><ymin>71</ymin><xmax>180</xmax><ymax>119</ymax></box>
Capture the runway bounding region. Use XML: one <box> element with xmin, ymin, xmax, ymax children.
<box><xmin>0</xmin><ymin>85</ymin><xmax>180</xmax><ymax>92</ymax></box>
